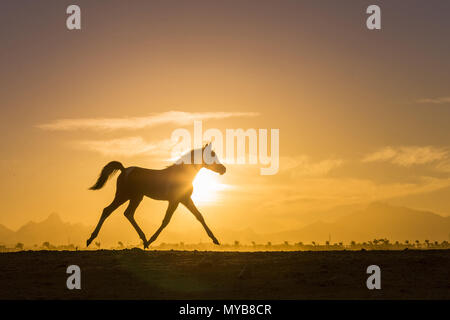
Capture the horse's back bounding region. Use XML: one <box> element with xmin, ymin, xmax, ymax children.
<box><xmin>119</xmin><ymin>166</ymin><xmax>170</xmax><ymax>199</ymax></box>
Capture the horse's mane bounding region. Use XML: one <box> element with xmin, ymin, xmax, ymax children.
<box><xmin>166</xmin><ymin>147</ymin><xmax>204</xmax><ymax>169</ymax></box>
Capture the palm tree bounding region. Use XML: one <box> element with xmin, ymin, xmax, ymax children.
<box><xmin>42</xmin><ymin>241</ymin><xmax>50</xmax><ymax>249</ymax></box>
<box><xmin>15</xmin><ymin>242</ymin><xmax>24</xmax><ymax>250</ymax></box>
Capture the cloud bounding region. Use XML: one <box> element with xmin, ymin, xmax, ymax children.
<box><xmin>280</xmin><ymin>155</ymin><xmax>343</xmax><ymax>177</ymax></box>
<box><xmin>363</xmin><ymin>146</ymin><xmax>448</xmax><ymax>167</ymax></box>
<box><xmin>416</xmin><ymin>97</ymin><xmax>450</xmax><ymax>104</ymax></box>
<box><xmin>38</xmin><ymin>111</ymin><xmax>259</xmax><ymax>131</ymax></box>
<box><xmin>436</xmin><ymin>160</ymin><xmax>450</xmax><ymax>173</ymax></box>
<box><xmin>75</xmin><ymin>136</ymin><xmax>174</xmax><ymax>157</ymax></box>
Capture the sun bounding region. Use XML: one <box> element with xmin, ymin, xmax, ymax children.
<box><xmin>192</xmin><ymin>168</ymin><xmax>227</xmax><ymax>203</ymax></box>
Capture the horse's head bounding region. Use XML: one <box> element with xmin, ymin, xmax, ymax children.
<box><xmin>175</xmin><ymin>143</ymin><xmax>226</xmax><ymax>175</ymax></box>
<box><xmin>201</xmin><ymin>143</ymin><xmax>226</xmax><ymax>175</ymax></box>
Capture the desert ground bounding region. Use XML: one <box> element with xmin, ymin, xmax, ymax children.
<box><xmin>0</xmin><ymin>249</ymin><xmax>449</xmax><ymax>299</ymax></box>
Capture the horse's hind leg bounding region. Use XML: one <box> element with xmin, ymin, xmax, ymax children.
<box><xmin>87</xmin><ymin>195</ymin><xmax>126</xmax><ymax>247</ymax></box>
<box><xmin>123</xmin><ymin>195</ymin><xmax>148</xmax><ymax>248</ymax></box>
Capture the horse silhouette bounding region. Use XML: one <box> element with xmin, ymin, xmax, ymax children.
<box><xmin>86</xmin><ymin>143</ymin><xmax>226</xmax><ymax>249</ymax></box>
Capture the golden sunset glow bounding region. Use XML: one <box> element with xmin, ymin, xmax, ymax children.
<box><xmin>192</xmin><ymin>169</ymin><xmax>228</xmax><ymax>204</ymax></box>
<box><xmin>1</xmin><ymin>1</ymin><xmax>450</xmax><ymax>248</ymax></box>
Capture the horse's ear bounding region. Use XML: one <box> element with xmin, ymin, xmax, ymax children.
<box><xmin>203</xmin><ymin>141</ymin><xmax>212</xmax><ymax>149</ymax></box>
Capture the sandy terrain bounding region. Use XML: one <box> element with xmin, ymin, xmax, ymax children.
<box><xmin>0</xmin><ymin>249</ymin><xmax>448</xmax><ymax>299</ymax></box>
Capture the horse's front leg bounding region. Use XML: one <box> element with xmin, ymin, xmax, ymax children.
<box><xmin>146</xmin><ymin>201</ymin><xmax>179</xmax><ymax>247</ymax></box>
<box><xmin>181</xmin><ymin>197</ymin><xmax>220</xmax><ymax>245</ymax></box>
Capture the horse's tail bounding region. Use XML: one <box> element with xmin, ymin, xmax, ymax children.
<box><xmin>89</xmin><ymin>161</ymin><xmax>124</xmax><ymax>190</ymax></box>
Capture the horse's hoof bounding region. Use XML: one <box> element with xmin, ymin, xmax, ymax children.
<box><xmin>213</xmin><ymin>239</ymin><xmax>220</xmax><ymax>245</ymax></box>
<box><xmin>86</xmin><ymin>239</ymin><xmax>92</xmax><ymax>247</ymax></box>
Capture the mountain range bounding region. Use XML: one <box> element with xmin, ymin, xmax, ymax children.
<box><xmin>266</xmin><ymin>202</ymin><xmax>450</xmax><ymax>243</ymax></box>
<box><xmin>0</xmin><ymin>203</ymin><xmax>449</xmax><ymax>247</ymax></box>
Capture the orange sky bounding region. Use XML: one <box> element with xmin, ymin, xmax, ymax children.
<box><xmin>1</xmin><ymin>1</ymin><xmax>450</xmax><ymax>241</ymax></box>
